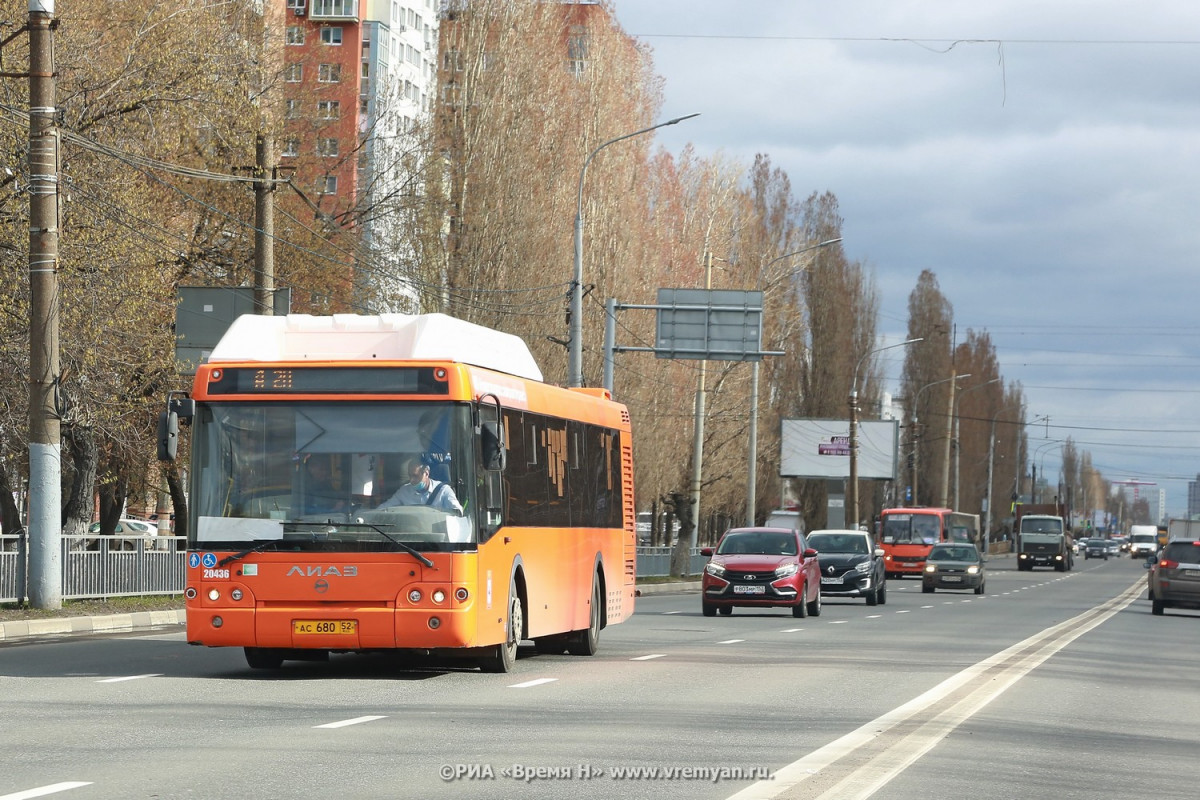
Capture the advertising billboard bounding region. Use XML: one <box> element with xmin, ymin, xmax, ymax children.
<box><xmin>780</xmin><ymin>418</ymin><xmax>899</xmax><ymax>480</ymax></box>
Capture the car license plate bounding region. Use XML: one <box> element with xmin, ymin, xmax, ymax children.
<box><xmin>941</xmin><ymin>576</ymin><xmax>962</xmax><ymax>583</ymax></box>
<box><xmin>1185</xmin><ymin>570</ymin><xmax>1200</xmax><ymax>577</ymax></box>
<box><xmin>293</xmin><ymin>620</ymin><xmax>357</xmax><ymax>635</ymax></box>
<box><xmin>733</xmin><ymin>585</ymin><xmax>765</xmax><ymax>595</ymax></box>
<box><xmin>820</xmin><ymin>576</ymin><xmax>841</xmax><ymax>585</ymax></box>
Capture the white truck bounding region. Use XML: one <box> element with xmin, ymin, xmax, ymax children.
<box><xmin>1128</xmin><ymin>524</ymin><xmax>1159</xmax><ymax>559</ymax></box>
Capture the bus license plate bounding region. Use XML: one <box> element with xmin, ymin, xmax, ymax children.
<box><xmin>293</xmin><ymin>620</ymin><xmax>357</xmax><ymax>635</ymax></box>
<box><xmin>733</xmin><ymin>585</ymin><xmax>765</xmax><ymax>595</ymax></box>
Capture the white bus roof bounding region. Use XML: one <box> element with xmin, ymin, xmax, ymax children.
<box><xmin>208</xmin><ymin>313</ymin><xmax>544</xmax><ymax>381</ymax></box>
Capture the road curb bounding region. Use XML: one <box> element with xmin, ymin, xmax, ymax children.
<box><xmin>635</xmin><ymin>581</ymin><xmax>702</xmax><ymax>596</ymax></box>
<box><xmin>0</xmin><ymin>609</ymin><xmax>185</xmax><ymax>642</ymax></box>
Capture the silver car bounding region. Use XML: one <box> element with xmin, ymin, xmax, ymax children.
<box><xmin>922</xmin><ymin>543</ymin><xmax>985</xmax><ymax>594</ymax></box>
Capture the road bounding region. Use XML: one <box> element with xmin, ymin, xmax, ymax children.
<box><xmin>1</xmin><ymin>555</ymin><xmax>1196</xmax><ymax>800</ymax></box>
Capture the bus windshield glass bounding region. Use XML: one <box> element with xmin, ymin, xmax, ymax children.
<box><xmin>190</xmin><ymin>401</ymin><xmax>475</xmax><ymax>551</ymax></box>
<box><xmin>881</xmin><ymin>513</ymin><xmax>941</xmax><ymax>544</ymax></box>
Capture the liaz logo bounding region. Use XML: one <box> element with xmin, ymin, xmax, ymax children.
<box><xmin>286</xmin><ymin>565</ymin><xmax>358</xmax><ymax>577</ymax></box>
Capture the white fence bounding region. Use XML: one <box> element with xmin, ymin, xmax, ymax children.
<box><xmin>1</xmin><ymin>535</ymin><xmax>697</xmax><ymax>605</ymax></box>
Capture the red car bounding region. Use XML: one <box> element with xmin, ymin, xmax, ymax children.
<box><xmin>701</xmin><ymin>527</ymin><xmax>822</xmax><ymax>617</ymax></box>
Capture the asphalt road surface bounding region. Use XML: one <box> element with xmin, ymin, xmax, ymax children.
<box><xmin>1</xmin><ymin>554</ymin><xmax>1195</xmax><ymax>800</ymax></box>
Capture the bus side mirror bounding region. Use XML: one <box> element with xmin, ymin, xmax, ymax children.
<box><xmin>481</xmin><ymin>420</ymin><xmax>505</xmax><ymax>471</ymax></box>
<box><xmin>157</xmin><ymin>410</ymin><xmax>178</xmax><ymax>462</ymax></box>
<box><xmin>157</xmin><ymin>397</ymin><xmax>194</xmax><ymax>462</ymax></box>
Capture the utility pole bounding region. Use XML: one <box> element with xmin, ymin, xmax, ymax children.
<box><xmin>939</xmin><ymin>369</ymin><xmax>957</xmax><ymax>508</ymax></box>
<box><xmin>27</xmin><ymin>0</ymin><xmax>61</xmax><ymax>609</ymax></box>
<box><xmin>688</xmin><ymin>251</ymin><xmax>712</xmax><ymax>550</ymax></box>
<box><xmin>253</xmin><ymin>134</ymin><xmax>276</xmax><ymax>315</ymax></box>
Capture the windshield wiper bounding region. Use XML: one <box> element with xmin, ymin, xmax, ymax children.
<box><xmin>359</xmin><ymin>522</ymin><xmax>436</xmax><ymax>568</ymax></box>
<box><xmin>218</xmin><ymin>539</ymin><xmax>280</xmax><ymax>567</ymax></box>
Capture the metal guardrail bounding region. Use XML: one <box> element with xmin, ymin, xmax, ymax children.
<box><xmin>1</xmin><ymin>534</ymin><xmax>187</xmax><ymax>604</ymax></box>
<box><xmin>1</xmin><ymin>536</ymin><xmax>700</xmax><ymax>604</ymax></box>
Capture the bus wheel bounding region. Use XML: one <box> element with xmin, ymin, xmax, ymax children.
<box><xmin>244</xmin><ymin>647</ymin><xmax>285</xmax><ymax>670</ymax></box>
<box><xmin>481</xmin><ymin>579</ymin><xmax>522</xmax><ymax>673</ymax></box>
<box><xmin>566</xmin><ymin>577</ymin><xmax>601</xmax><ymax>656</ymax></box>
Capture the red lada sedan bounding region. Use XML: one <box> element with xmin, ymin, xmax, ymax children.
<box><xmin>701</xmin><ymin>527</ymin><xmax>821</xmax><ymax>617</ymax></box>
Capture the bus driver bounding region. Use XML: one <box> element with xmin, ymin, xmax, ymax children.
<box><xmin>376</xmin><ymin>457</ymin><xmax>462</xmax><ymax>514</ymax></box>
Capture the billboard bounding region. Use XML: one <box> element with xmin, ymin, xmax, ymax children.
<box><xmin>780</xmin><ymin>418</ymin><xmax>899</xmax><ymax>480</ymax></box>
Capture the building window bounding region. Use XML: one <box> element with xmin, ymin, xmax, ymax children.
<box><xmin>284</xmin><ymin>63</ymin><xmax>302</xmax><ymax>83</ymax></box>
<box><xmin>318</xmin><ymin>63</ymin><xmax>341</xmax><ymax>83</ymax></box>
<box><xmin>442</xmin><ymin>49</ymin><xmax>463</xmax><ymax>72</ymax></box>
<box><xmin>317</xmin><ymin>137</ymin><xmax>339</xmax><ymax>157</ymax></box>
<box><xmin>321</xmin><ymin>26</ymin><xmax>343</xmax><ymax>45</ymax></box>
<box><xmin>317</xmin><ymin>175</ymin><xmax>338</xmax><ymax>195</ymax></box>
<box><xmin>285</xmin><ymin>99</ymin><xmax>302</xmax><ymax>119</ymax></box>
<box><xmin>286</xmin><ymin>26</ymin><xmax>305</xmax><ymax>45</ymax></box>
<box><xmin>282</xmin><ymin>137</ymin><xmax>300</xmax><ymax>157</ymax></box>
<box><xmin>286</xmin><ymin>0</ymin><xmax>306</xmax><ymax>10</ymax></box>
<box><xmin>361</xmin><ymin>61</ymin><xmax>370</xmax><ymax>79</ymax></box>
<box><xmin>313</xmin><ymin>0</ymin><xmax>356</xmax><ymax>15</ymax></box>
<box><xmin>317</xmin><ymin>100</ymin><xmax>340</xmax><ymax>119</ymax></box>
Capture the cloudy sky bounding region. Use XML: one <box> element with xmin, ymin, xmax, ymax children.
<box><xmin>611</xmin><ymin>0</ymin><xmax>1200</xmax><ymax>520</ymax></box>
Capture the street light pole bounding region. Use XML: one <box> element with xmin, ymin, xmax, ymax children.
<box><xmin>984</xmin><ymin>403</ymin><xmax>1024</xmax><ymax>553</ymax></box>
<box><xmin>746</xmin><ymin>237</ymin><xmax>842</xmax><ymax>526</ymax></box>
<box><xmin>569</xmin><ymin>113</ymin><xmax>699</xmax><ymax>388</ymax></box>
<box><xmin>952</xmin><ymin>377</ymin><xmax>1001</xmax><ymax>509</ymax></box>
<box><xmin>910</xmin><ymin>373</ymin><xmax>970</xmax><ymax>507</ymax></box>
<box><xmin>848</xmin><ymin>338</ymin><xmax>922</xmax><ymax>529</ymax></box>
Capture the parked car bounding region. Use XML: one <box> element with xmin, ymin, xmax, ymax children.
<box><xmin>1147</xmin><ymin>539</ymin><xmax>1200</xmax><ymax>616</ymax></box>
<box><xmin>806</xmin><ymin>529</ymin><xmax>887</xmax><ymax>606</ymax></box>
<box><xmin>922</xmin><ymin>543</ymin><xmax>986</xmax><ymax>594</ymax></box>
<box><xmin>84</xmin><ymin>518</ymin><xmax>158</xmax><ymax>551</ymax></box>
<box><xmin>700</xmin><ymin>527</ymin><xmax>821</xmax><ymax>618</ymax></box>
<box><xmin>1085</xmin><ymin>539</ymin><xmax>1109</xmax><ymax>560</ymax></box>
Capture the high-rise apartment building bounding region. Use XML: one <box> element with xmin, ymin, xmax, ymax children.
<box><xmin>279</xmin><ymin>0</ymin><xmax>439</xmax><ymax>310</ymax></box>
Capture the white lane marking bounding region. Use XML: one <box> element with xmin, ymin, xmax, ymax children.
<box><xmin>662</xmin><ymin>610</ymin><xmax>683</xmax><ymax>615</ymax></box>
<box><xmin>96</xmin><ymin>674</ymin><xmax>162</xmax><ymax>683</ymax></box>
<box><xmin>865</xmin><ymin>615</ymin><xmax>882</xmax><ymax>619</ymax></box>
<box><xmin>508</xmin><ymin>678</ymin><xmax>558</xmax><ymax>689</ymax></box>
<box><xmin>895</xmin><ymin>610</ymin><xmax>911</xmax><ymax>614</ymax></box>
<box><xmin>313</xmin><ymin>715</ymin><xmax>387</xmax><ymax>729</ymax></box>
<box><xmin>920</xmin><ymin>605</ymin><xmax>934</xmax><ymax>609</ymax></box>
<box><xmin>0</xmin><ymin>783</ymin><xmax>92</xmax><ymax>800</ymax></box>
<box><xmin>828</xmin><ymin>620</ymin><xmax>848</xmax><ymax>624</ymax></box>
<box><xmin>780</xmin><ymin>628</ymin><xmax>804</xmax><ymax>632</ymax></box>
<box><xmin>717</xmin><ymin>639</ymin><xmax>745</xmax><ymax>644</ymax></box>
<box><xmin>723</xmin><ymin>579</ymin><xmax>1144</xmax><ymax>800</ymax></box>
<box><xmin>631</xmin><ymin>654</ymin><xmax>666</xmax><ymax>661</ymax></box>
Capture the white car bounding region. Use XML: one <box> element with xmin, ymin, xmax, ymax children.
<box><xmin>85</xmin><ymin>518</ymin><xmax>158</xmax><ymax>551</ymax></box>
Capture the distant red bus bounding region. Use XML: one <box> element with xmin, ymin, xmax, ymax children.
<box><xmin>878</xmin><ymin>507</ymin><xmax>981</xmax><ymax>578</ymax></box>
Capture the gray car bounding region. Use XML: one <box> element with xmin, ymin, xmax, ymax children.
<box><xmin>1147</xmin><ymin>539</ymin><xmax>1200</xmax><ymax>616</ymax></box>
<box><xmin>922</xmin><ymin>543</ymin><xmax>985</xmax><ymax>594</ymax></box>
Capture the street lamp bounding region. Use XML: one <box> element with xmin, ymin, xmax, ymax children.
<box><xmin>910</xmin><ymin>373</ymin><xmax>970</xmax><ymax>507</ymax></box>
<box><xmin>746</xmin><ymin>237</ymin><xmax>842</xmax><ymax>525</ymax></box>
<box><xmin>1033</xmin><ymin>440</ymin><xmax>1062</xmax><ymax>502</ymax></box>
<box><xmin>569</xmin><ymin>113</ymin><xmax>700</xmax><ymax>388</ymax></box>
<box><xmin>952</xmin><ymin>377</ymin><xmax>1002</xmax><ymax>509</ymax></box>
<box><xmin>848</xmin><ymin>337</ymin><xmax>923</xmax><ymax>529</ymax></box>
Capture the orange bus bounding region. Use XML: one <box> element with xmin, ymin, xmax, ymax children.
<box><xmin>878</xmin><ymin>507</ymin><xmax>980</xmax><ymax>578</ymax></box>
<box><xmin>159</xmin><ymin>313</ymin><xmax>635</xmax><ymax>673</ymax></box>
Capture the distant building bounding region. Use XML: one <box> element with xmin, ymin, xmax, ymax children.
<box><xmin>1188</xmin><ymin>474</ymin><xmax>1200</xmax><ymax>518</ymax></box>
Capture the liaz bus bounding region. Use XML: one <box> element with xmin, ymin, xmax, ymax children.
<box><xmin>878</xmin><ymin>507</ymin><xmax>981</xmax><ymax>578</ymax></box>
<box><xmin>158</xmin><ymin>313</ymin><xmax>635</xmax><ymax>673</ymax></box>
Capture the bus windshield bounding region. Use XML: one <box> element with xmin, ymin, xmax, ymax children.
<box><xmin>881</xmin><ymin>513</ymin><xmax>941</xmax><ymax>545</ymax></box>
<box><xmin>190</xmin><ymin>401</ymin><xmax>476</xmax><ymax>551</ymax></box>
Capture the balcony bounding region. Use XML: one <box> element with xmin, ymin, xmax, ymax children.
<box><xmin>309</xmin><ymin>0</ymin><xmax>358</xmax><ymax>21</ymax></box>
